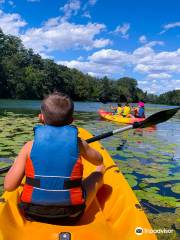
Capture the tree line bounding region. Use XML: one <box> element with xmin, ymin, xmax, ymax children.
<box><xmin>0</xmin><ymin>29</ymin><xmax>179</xmax><ymax>105</ymax></box>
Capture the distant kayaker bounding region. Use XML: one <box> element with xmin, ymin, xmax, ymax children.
<box><xmin>110</xmin><ymin>103</ymin><xmax>123</xmax><ymax>115</ymax></box>
<box><xmin>116</xmin><ymin>103</ymin><xmax>123</xmax><ymax>115</ymax></box>
<box><xmin>122</xmin><ymin>103</ymin><xmax>131</xmax><ymax>117</ymax></box>
<box><xmin>134</xmin><ymin>101</ymin><xmax>145</xmax><ymax>118</ymax></box>
<box><xmin>4</xmin><ymin>92</ymin><xmax>104</xmax><ymax>224</ymax></box>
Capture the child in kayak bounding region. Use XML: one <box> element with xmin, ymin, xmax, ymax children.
<box><xmin>4</xmin><ymin>92</ymin><xmax>104</xmax><ymax>224</ymax></box>
<box><xmin>134</xmin><ymin>101</ymin><xmax>145</xmax><ymax>118</ymax></box>
<box><xmin>111</xmin><ymin>103</ymin><xmax>123</xmax><ymax>115</ymax></box>
<box><xmin>115</xmin><ymin>103</ymin><xmax>123</xmax><ymax>115</ymax></box>
<box><xmin>122</xmin><ymin>103</ymin><xmax>131</xmax><ymax>117</ymax></box>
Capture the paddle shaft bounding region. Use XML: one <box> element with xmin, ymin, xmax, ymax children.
<box><xmin>86</xmin><ymin>125</ymin><xmax>132</xmax><ymax>143</ymax></box>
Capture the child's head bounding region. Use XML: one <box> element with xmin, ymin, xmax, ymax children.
<box><xmin>138</xmin><ymin>101</ymin><xmax>145</xmax><ymax>107</ymax></box>
<box><xmin>117</xmin><ymin>103</ymin><xmax>122</xmax><ymax>107</ymax></box>
<box><xmin>41</xmin><ymin>92</ymin><xmax>74</xmax><ymax>126</ymax></box>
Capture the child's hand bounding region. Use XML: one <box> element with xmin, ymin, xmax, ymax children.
<box><xmin>96</xmin><ymin>164</ymin><xmax>105</xmax><ymax>173</ymax></box>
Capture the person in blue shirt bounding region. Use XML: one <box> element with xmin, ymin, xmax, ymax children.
<box><xmin>134</xmin><ymin>102</ymin><xmax>145</xmax><ymax>118</ymax></box>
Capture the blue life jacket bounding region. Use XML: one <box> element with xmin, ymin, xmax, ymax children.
<box><xmin>138</xmin><ymin>107</ymin><xmax>145</xmax><ymax>118</ymax></box>
<box><xmin>21</xmin><ymin>125</ymin><xmax>84</xmax><ymax>206</ymax></box>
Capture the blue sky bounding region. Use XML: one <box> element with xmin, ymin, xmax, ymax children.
<box><xmin>0</xmin><ymin>0</ymin><xmax>180</xmax><ymax>94</ymax></box>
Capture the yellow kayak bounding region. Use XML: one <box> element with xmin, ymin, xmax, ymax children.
<box><xmin>0</xmin><ymin>128</ymin><xmax>156</xmax><ymax>240</ymax></box>
<box><xmin>99</xmin><ymin>109</ymin><xmax>145</xmax><ymax>124</ymax></box>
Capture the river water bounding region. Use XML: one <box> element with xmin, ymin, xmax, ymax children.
<box><xmin>0</xmin><ymin>100</ymin><xmax>179</xmax><ymax>240</ymax></box>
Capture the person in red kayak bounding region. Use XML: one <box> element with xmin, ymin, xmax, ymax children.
<box><xmin>4</xmin><ymin>92</ymin><xmax>104</xmax><ymax>224</ymax></box>
<box><xmin>134</xmin><ymin>101</ymin><xmax>145</xmax><ymax>118</ymax></box>
<box><xmin>110</xmin><ymin>103</ymin><xmax>124</xmax><ymax>115</ymax></box>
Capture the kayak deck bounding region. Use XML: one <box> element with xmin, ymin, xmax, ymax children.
<box><xmin>0</xmin><ymin>128</ymin><xmax>156</xmax><ymax>240</ymax></box>
<box><xmin>99</xmin><ymin>109</ymin><xmax>145</xmax><ymax>124</ymax></box>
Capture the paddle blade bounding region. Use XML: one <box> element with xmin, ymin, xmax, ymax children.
<box><xmin>0</xmin><ymin>158</ymin><xmax>12</xmax><ymax>174</ymax></box>
<box><xmin>133</xmin><ymin>107</ymin><xmax>180</xmax><ymax>129</ymax></box>
<box><xmin>0</xmin><ymin>166</ymin><xmax>11</xmax><ymax>174</ymax></box>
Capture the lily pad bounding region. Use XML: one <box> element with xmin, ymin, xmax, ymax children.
<box><xmin>124</xmin><ymin>174</ymin><xmax>138</xmax><ymax>188</ymax></box>
<box><xmin>171</xmin><ymin>184</ymin><xmax>180</xmax><ymax>194</ymax></box>
<box><xmin>134</xmin><ymin>190</ymin><xmax>179</xmax><ymax>208</ymax></box>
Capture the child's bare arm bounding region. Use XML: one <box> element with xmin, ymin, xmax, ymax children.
<box><xmin>79</xmin><ymin>138</ymin><xmax>103</xmax><ymax>165</ymax></box>
<box><xmin>4</xmin><ymin>141</ymin><xmax>33</xmax><ymax>191</ymax></box>
<box><xmin>110</xmin><ymin>106</ymin><xmax>117</xmax><ymax>110</ymax></box>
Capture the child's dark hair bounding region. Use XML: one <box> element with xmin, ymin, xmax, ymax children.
<box><xmin>118</xmin><ymin>103</ymin><xmax>121</xmax><ymax>107</ymax></box>
<box><xmin>41</xmin><ymin>92</ymin><xmax>74</xmax><ymax>126</ymax></box>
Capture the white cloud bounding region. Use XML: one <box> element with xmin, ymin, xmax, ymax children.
<box><xmin>60</xmin><ymin>0</ymin><xmax>80</xmax><ymax>22</ymax></box>
<box><xmin>134</xmin><ymin>47</ymin><xmax>180</xmax><ymax>74</ymax></box>
<box><xmin>59</xmin><ymin>42</ymin><xmax>180</xmax><ymax>71</ymax></box>
<box><xmin>59</xmin><ymin>46</ymin><xmax>180</xmax><ymax>78</ymax></box>
<box><xmin>139</xmin><ymin>81</ymin><xmax>148</xmax><ymax>85</ymax></box>
<box><xmin>92</xmin><ymin>38</ymin><xmax>112</xmax><ymax>48</ymax></box>
<box><xmin>134</xmin><ymin>64</ymin><xmax>150</xmax><ymax>73</ymax></box>
<box><xmin>82</xmin><ymin>0</ymin><xmax>98</xmax><ymax>19</ymax></box>
<box><xmin>82</xmin><ymin>0</ymin><xmax>98</xmax><ymax>13</ymax></box>
<box><xmin>0</xmin><ymin>8</ymin><xmax>111</xmax><ymax>53</ymax></box>
<box><xmin>8</xmin><ymin>1</ymin><xmax>15</xmax><ymax>7</ymax></box>
<box><xmin>114</xmin><ymin>23</ymin><xmax>130</xmax><ymax>39</ymax></box>
<box><xmin>27</xmin><ymin>0</ymin><xmax>40</xmax><ymax>2</ymax></box>
<box><xmin>145</xmin><ymin>41</ymin><xmax>164</xmax><ymax>47</ymax></box>
<box><xmin>44</xmin><ymin>17</ymin><xmax>59</xmax><ymax>27</ymax></box>
<box><xmin>147</xmin><ymin>73</ymin><xmax>172</xmax><ymax>79</ymax></box>
<box><xmin>77</xmin><ymin>56</ymin><xmax>84</xmax><ymax>61</ymax></box>
<box><xmin>88</xmin><ymin>0</ymin><xmax>98</xmax><ymax>6</ymax></box>
<box><xmin>59</xmin><ymin>49</ymin><xmax>132</xmax><ymax>77</ymax></box>
<box><xmin>59</xmin><ymin>44</ymin><xmax>180</xmax><ymax>93</ymax></box>
<box><xmin>21</xmin><ymin>20</ymin><xmax>111</xmax><ymax>53</ymax></box>
<box><xmin>0</xmin><ymin>10</ymin><xmax>26</xmax><ymax>35</ymax></box>
<box><xmin>39</xmin><ymin>52</ymin><xmax>53</xmax><ymax>59</ymax></box>
<box><xmin>59</xmin><ymin>59</ymin><xmax>124</xmax><ymax>77</ymax></box>
<box><xmin>133</xmin><ymin>46</ymin><xmax>155</xmax><ymax>67</ymax></box>
<box><xmin>139</xmin><ymin>79</ymin><xmax>180</xmax><ymax>94</ymax></box>
<box><xmin>88</xmin><ymin>49</ymin><xmax>132</xmax><ymax>64</ymax></box>
<box><xmin>139</xmin><ymin>35</ymin><xmax>147</xmax><ymax>44</ymax></box>
<box><xmin>139</xmin><ymin>35</ymin><xmax>164</xmax><ymax>48</ymax></box>
<box><xmin>161</xmin><ymin>21</ymin><xmax>180</xmax><ymax>34</ymax></box>
<box><xmin>82</xmin><ymin>11</ymin><xmax>91</xmax><ymax>19</ymax></box>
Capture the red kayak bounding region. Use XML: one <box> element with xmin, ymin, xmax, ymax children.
<box><xmin>98</xmin><ymin>109</ymin><xmax>145</xmax><ymax>124</ymax></box>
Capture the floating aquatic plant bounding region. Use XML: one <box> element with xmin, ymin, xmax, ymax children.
<box><xmin>171</xmin><ymin>183</ymin><xmax>180</xmax><ymax>194</ymax></box>
<box><xmin>124</xmin><ymin>174</ymin><xmax>138</xmax><ymax>187</ymax></box>
<box><xmin>134</xmin><ymin>189</ymin><xmax>178</xmax><ymax>208</ymax></box>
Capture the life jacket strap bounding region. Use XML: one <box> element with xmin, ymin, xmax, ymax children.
<box><xmin>26</xmin><ymin>177</ymin><xmax>40</xmax><ymax>188</ymax></box>
<box><xmin>25</xmin><ymin>177</ymin><xmax>82</xmax><ymax>189</ymax></box>
<box><xmin>64</xmin><ymin>178</ymin><xmax>82</xmax><ymax>189</ymax></box>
